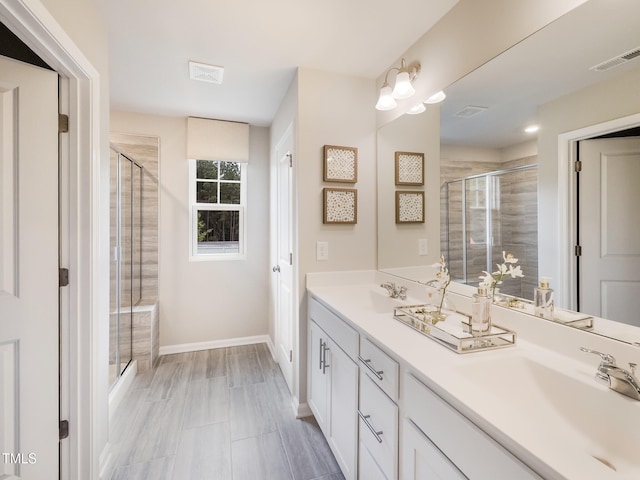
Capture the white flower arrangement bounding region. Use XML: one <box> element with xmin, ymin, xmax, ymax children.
<box><xmin>479</xmin><ymin>251</ymin><xmax>524</xmax><ymax>300</ymax></box>
<box><xmin>425</xmin><ymin>255</ymin><xmax>451</xmax><ymax>319</ymax></box>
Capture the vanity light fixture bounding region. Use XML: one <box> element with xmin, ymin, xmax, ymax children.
<box><xmin>376</xmin><ymin>58</ymin><xmax>421</xmax><ymax>110</ymax></box>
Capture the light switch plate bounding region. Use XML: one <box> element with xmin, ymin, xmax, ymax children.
<box><xmin>317</xmin><ymin>241</ymin><xmax>329</xmax><ymax>261</ymax></box>
<box><xmin>418</xmin><ymin>238</ymin><xmax>428</xmax><ymax>256</ymax></box>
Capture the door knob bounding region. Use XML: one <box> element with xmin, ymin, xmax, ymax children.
<box><xmin>273</xmin><ymin>265</ymin><xmax>281</xmax><ymax>273</ymax></box>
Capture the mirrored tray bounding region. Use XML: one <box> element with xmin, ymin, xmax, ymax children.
<box><xmin>393</xmin><ymin>304</ymin><xmax>517</xmax><ymax>354</ymax></box>
<box><xmin>493</xmin><ymin>293</ymin><xmax>594</xmax><ymax>330</ymax></box>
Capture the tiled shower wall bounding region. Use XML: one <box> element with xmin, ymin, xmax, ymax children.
<box><xmin>440</xmin><ymin>156</ymin><xmax>538</xmax><ymax>300</ymax></box>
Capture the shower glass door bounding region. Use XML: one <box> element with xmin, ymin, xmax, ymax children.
<box><xmin>109</xmin><ymin>146</ymin><xmax>142</xmax><ymax>388</ymax></box>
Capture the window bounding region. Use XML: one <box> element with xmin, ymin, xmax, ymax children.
<box><xmin>190</xmin><ymin>159</ymin><xmax>247</xmax><ymax>259</ymax></box>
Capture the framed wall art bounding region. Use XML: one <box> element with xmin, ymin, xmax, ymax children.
<box><xmin>323</xmin><ymin>187</ymin><xmax>357</xmax><ymax>224</ymax></box>
<box><xmin>323</xmin><ymin>145</ymin><xmax>358</xmax><ymax>183</ymax></box>
<box><xmin>396</xmin><ymin>190</ymin><xmax>424</xmax><ymax>224</ymax></box>
<box><xmin>395</xmin><ymin>151</ymin><xmax>424</xmax><ymax>185</ymax></box>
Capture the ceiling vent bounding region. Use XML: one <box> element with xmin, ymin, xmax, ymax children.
<box><xmin>189</xmin><ymin>61</ymin><xmax>224</xmax><ymax>84</ymax></box>
<box><xmin>590</xmin><ymin>46</ymin><xmax>640</xmax><ymax>72</ymax></box>
<box><xmin>454</xmin><ymin>105</ymin><xmax>488</xmax><ymax>118</ymax></box>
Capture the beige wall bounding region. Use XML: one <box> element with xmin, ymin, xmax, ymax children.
<box><xmin>270</xmin><ymin>68</ymin><xmax>377</xmax><ymax>407</ymax></box>
<box><xmin>110</xmin><ymin>111</ymin><xmax>271</xmax><ymax>348</ymax></box>
<box><xmin>377</xmin><ymin>108</ymin><xmax>440</xmax><ymax>271</ymax></box>
<box><xmin>538</xmin><ymin>67</ymin><xmax>640</xmax><ymax>303</ymax></box>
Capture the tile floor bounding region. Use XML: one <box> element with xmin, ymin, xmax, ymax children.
<box><xmin>108</xmin><ymin>343</ymin><xmax>345</xmax><ymax>480</ymax></box>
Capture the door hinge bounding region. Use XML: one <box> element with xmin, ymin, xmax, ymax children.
<box><xmin>289</xmin><ymin>253</ymin><xmax>293</xmax><ymax>265</ymax></box>
<box><xmin>59</xmin><ymin>268</ymin><xmax>69</xmax><ymax>287</ymax></box>
<box><xmin>575</xmin><ymin>245</ymin><xmax>582</xmax><ymax>256</ymax></box>
<box><xmin>574</xmin><ymin>160</ymin><xmax>582</xmax><ymax>172</ymax></box>
<box><xmin>287</xmin><ymin>153</ymin><xmax>292</xmax><ymax>168</ymax></box>
<box><xmin>58</xmin><ymin>114</ymin><xmax>69</xmax><ymax>133</ymax></box>
<box><xmin>59</xmin><ymin>420</ymin><xmax>69</xmax><ymax>440</ymax></box>
<box><xmin>289</xmin><ymin>350</ymin><xmax>293</xmax><ymax>362</ymax></box>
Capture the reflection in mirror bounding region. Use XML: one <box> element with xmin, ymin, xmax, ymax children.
<box><xmin>377</xmin><ymin>0</ymin><xmax>640</xmax><ymax>346</ymax></box>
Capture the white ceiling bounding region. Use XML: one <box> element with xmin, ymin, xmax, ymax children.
<box><xmin>96</xmin><ymin>0</ymin><xmax>460</xmax><ymax>126</ymax></box>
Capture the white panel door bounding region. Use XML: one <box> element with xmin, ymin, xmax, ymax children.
<box><xmin>0</xmin><ymin>56</ymin><xmax>59</xmax><ymax>478</ymax></box>
<box><xmin>273</xmin><ymin>125</ymin><xmax>294</xmax><ymax>392</ymax></box>
<box><xmin>579</xmin><ymin>137</ymin><xmax>640</xmax><ymax>326</ymax></box>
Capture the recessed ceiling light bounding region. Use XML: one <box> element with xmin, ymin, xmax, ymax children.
<box><xmin>524</xmin><ymin>125</ymin><xmax>539</xmax><ymax>133</ymax></box>
<box><xmin>189</xmin><ymin>61</ymin><xmax>224</xmax><ymax>84</ymax></box>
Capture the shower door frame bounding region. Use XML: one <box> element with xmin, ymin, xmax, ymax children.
<box><xmin>444</xmin><ymin>164</ymin><xmax>537</xmax><ymax>284</ymax></box>
<box><xmin>110</xmin><ymin>146</ymin><xmax>143</xmax><ymax>388</ymax></box>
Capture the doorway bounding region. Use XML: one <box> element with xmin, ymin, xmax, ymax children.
<box><xmin>271</xmin><ymin>124</ymin><xmax>295</xmax><ymax>395</ymax></box>
<box><xmin>576</xmin><ymin>130</ymin><xmax>640</xmax><ymax>326</ymax></box>
<box><xmin>0</xmin><ymin>2</ymin><xmax>104</xmax><ymax>478</ymax></box>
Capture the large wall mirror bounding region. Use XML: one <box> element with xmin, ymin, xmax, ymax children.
<box><xmin>377</xmin><ymin>0</ymin><xmax>640</xmax><ymax>346</ymax></box>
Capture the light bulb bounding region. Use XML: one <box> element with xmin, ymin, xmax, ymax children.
<box><xmin>406</xmin><ymin>103</ymin><xmax>426</xmax><ymax>115</ymax></box>
<box><xmin>392</xmin><ymin>71</ymin><xmax>415</xmax><ymax>99</ymax></box>
<box><xmin>425</xmin><ymin>90</ymin><xmax>446</xmax><ymax>104</ymax></box>
<box><xmin>376</xmin><ymin>84</ymin><xmax>397</xmax><ymax>110</ymax></box>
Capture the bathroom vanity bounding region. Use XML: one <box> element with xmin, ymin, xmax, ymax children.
<box><xmin>307</xmin><ymin>271</ymin><xmax>640</xmax><ymax>480</ymax></box>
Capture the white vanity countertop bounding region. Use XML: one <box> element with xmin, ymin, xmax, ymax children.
<box><xmin>306</xmin><ymin>271</ymin><xmax>639</xmax><ymax>480</ymax></box>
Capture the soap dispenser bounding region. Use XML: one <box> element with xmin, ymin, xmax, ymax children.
<box><xmin>534</xmin><ymin>277</ymin><xmax>554</xmax><ymax>320</ymax></box>
<box><xmin>471</xmin><ymin>285</ymin><xmax>492</xmax><ymax>336</ymax></box>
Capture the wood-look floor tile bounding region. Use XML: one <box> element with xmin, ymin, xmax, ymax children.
<box><xmin>110</xmin><ymin>388</ymin><xmax>148</xmax><ymax>447</ymax></box>
<box><xmin>229</xmin><ymin>383</ymin><xmax>278</xmax><ymax>441</ymax></box>
<box><xmin>160</xmin><ymin>351</ymin><xmax>196</xmax><ymax>364</ymax></box>
<box><xmin>110</xmin><ymin>456</ymin><xmax>174</xmax><ymax>480</ymax></box>
<box><xmin>227</xmin><ymin>351</ymin><xmax>264</xmax><ymax>387</ymax></box>
<box><xmin>232</xmin><ymin>431</ymin><xmax>293</xmax><ymax>480</ymax></box>
<box><xmin>226</xmin><ymin>344</ymin><xmax>257</xmax><ymax>355</ymax></box>
<box><xmin>309</xmin><ymin>473</ymin><xmax>346</xmax><ymax>480</ymax></box>
<box><xmin>172</xmin><ymin>422</ymin><xmax>231</xmax><ymax>480</ymax></box>
<box><xmin>278</xmin><ymin>415</ymin><xmax>341</xmax><ymax>480</ymax></box>
<box><xmin>119</xmin><ymin>394</ymin><xmax>186</xmax><ymax>465</ymax></box>
<box><xmin>147</xmin><ymin>361</ymin><xmax>192</xmax><ymax>401</ymax></box>
<box><xmin>190</xmin><ymin>348</ymin><xmax>226</xmax><ymax>381</ymax></box>
<box><xmin>256</xmin><ymin>342</ymin><xmax>278</xmax><ymax>372</ymax></box>
<box><xmin>183</xmin><ymin>377</ymin><xmax>229</xmax><ymax>429</ymax></box>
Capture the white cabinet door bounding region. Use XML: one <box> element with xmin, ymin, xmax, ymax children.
<box><xmin>327</xmin><ymin>338</ymin><xmax>358</xmax><ymax>480</ymax></box>
<box><xmin>308</xmin><ymin>320</ymin><xmax>329</xmax><ymax>430</ymax></box>
<box><xmin>359</xmin><ymin>440</ymin><xmax>389</xmax><ymax>480</ymax></box>
<box><xmin>401</xmin><ymin>419</ymin><xmax>467</xmax><ymax>480</ymax></box>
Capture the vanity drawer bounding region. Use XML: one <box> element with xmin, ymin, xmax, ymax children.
<box><xmin>309</xmin><ymin>297</ymin><xmax>358</xmax><ymax>361</ymax></box>
<box><xmin>359</xmin><ymin>373</ymin><xmax>398</xmax><ymax>480</ymax></box>
<box><xmin>359</xmin><ymin>338</ymin><xmax>399</xmax><ymax>402</ymax></box>
<box><xmin>404</xmin><ymin>373</ymin><xmax>542</xmax><ymax>480</ymax></box>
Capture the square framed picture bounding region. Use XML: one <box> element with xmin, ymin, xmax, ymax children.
<box><xmin>323</xmin><ymin>187</ymin><xmax>357</xmax><ymax>224</ymax></box>
<box><xmin>323</xmin><ymin>145</ymin><xmax>358</xmax><ymax>183</ymax></box>
<box><xmin>395</xmin><ymin>151</ymin><xmax>424</xmax><ymax>185</ymax></box>
<box><xmin>396</xmin><ymin>190</ymin><xmax>425</xmax><ymax>224</ymax></box>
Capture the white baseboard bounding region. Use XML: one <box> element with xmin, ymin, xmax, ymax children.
<box><xmin>265</xmin><ymin>335</ymin><xmax>276</xmax><ymax>360</ymax></box>
<box><xmin>159</xmin><ymin>334</ymin><xmax>272</xmax><ymax>356</ymax></box>
<box><xmin>292</xmin><ymin>397</ymin><xmax>312</xmax><ymax>418</ymax></box>
<box><xmin>108</xmin><ymin>360</ymin><xmax>138</xmax><ymax>423</ymax></box>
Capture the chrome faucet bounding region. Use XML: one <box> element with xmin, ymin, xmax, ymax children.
<box><xmin>380</xmin><ymin>281</ymin><xmax>407</xmax><ymax>300</ymax></box>
<box><xmin>580</xmin><ymin>347</ymin><xmax>640</xmax><ymax>401</ymax></box>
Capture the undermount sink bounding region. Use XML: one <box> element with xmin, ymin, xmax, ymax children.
<box><xmin>456</xmin><ymin>354</ymin><xmax>640</xmax><ymax>477</ymax></box>
<box><xmin>327</xmin><ymin>284</ymin><xmax>421</xmax><ymax>314</ymax></box>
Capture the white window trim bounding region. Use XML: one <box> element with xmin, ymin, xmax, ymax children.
<box><xmin>189</xmin><ymin>160</ymin><xmax>247</xmax><ymax>261</ymax></box>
